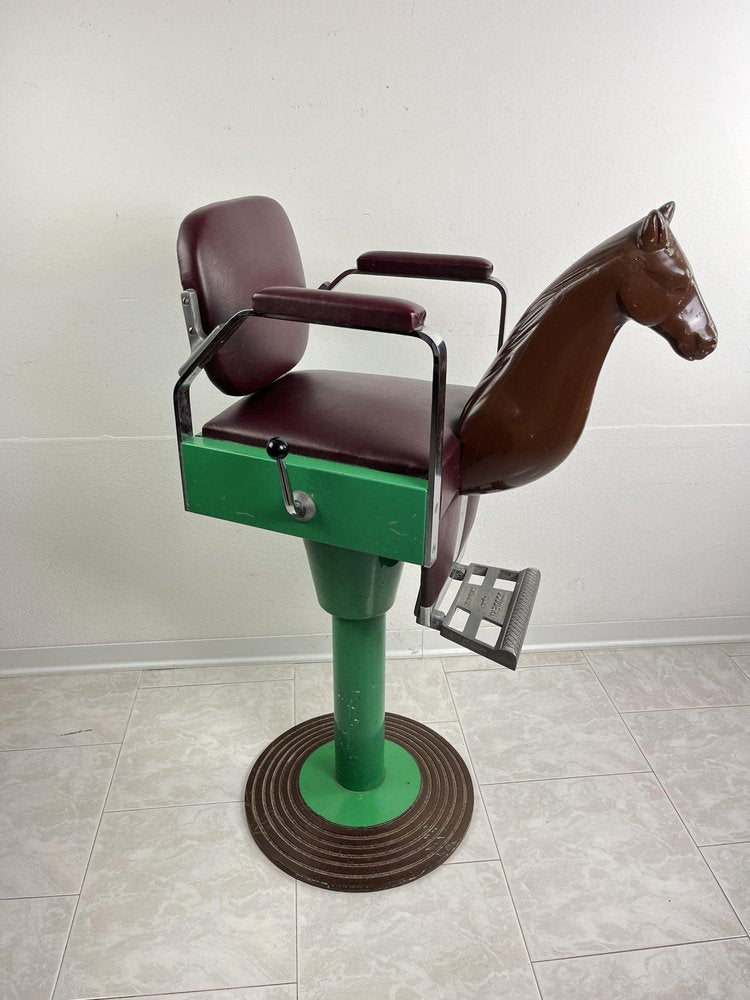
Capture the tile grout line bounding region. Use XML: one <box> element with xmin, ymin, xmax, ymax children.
<box><xmin>442</xmin><ymin>660</ymin><xmax>587</xmax><ymax>678</ymax></box>
<box><xmin>0</xmin><ymin>742</ymin><xmax>121</xmax><ymax>753</ymax></box>
<box><xmin>443</xmin><ymin>857</ymin><xmax>516</xmax><ymax>868</ymax></box>
<box><xmin>530</xmin><ymin>933</ymin><xmax>750</xmax><ymax>966</ymax></box>
<box><xmin>583</xmin><ymin>653</ymin><xmax>749</xmax><ymax>940</ymax></box>
<box><xmin>440</xmin><ymin>657</ymin><xmax>545</xmax><ymax>1000</ymax></box>
<box><xmin>697</xmin><ymin>844</ymin><xmax>750</xmax><ymax>938</ymax></box>
<box><xmin>137</xmin><ymin>674</ymin><xmax>295</xmax><ymax>690</ymax></box>
<box><xmin>439</xmin><ymin>658</ymin><xmax>496</xmax><ymax>853</ymax></box>
<box><xmin>581</xmin><ymin>652</ymin><xmax>657</xmax><ymax>771</ymax></box>
<box><xmin>0</xmin><ymin>892</ymin><xmax>79</xmax><ymax>902</ymax></box>
<box><xmin>76</xmin><ymin>984</ymin><xmax>299</xmax><ymax>999</ymax></box>
<box><xmin>49</xmin><ymin>670</ymin><xmax>142</xmax><ymax>1000</ymax></box>
<box><xmin>619</xmin><ymin>703</ymin><xmax>750</xmax><ymax>715</ymax></box>
<box><xmin>477</xmin><ymin>769</ymin><xmax>653</xmax><ymax>789</ymax></box>
<box><xmin>103</xmin><ymin>798</ymin><xmax>244</xmax><ymax>814</ymax></box>
<box><xmin>576</xmin><ymin>659</ymin><xmax>654</xmax><ymax>769</ymax></box>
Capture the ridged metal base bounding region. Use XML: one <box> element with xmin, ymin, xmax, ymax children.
<box><xmin>245</xmin><ymin>712</ymin><xmax>473</xmax><ymax>892</ymax></box>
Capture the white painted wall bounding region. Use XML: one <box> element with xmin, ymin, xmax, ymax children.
<box><xmin>2</xmin><ymin>0</ymin><xmax>749</xmax><ymax>657</ymax></box>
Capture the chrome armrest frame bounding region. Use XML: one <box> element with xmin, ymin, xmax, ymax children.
<box><xmin>320</xmin><ymin>268</ymin><xmax>508</xmax><ymax>351</ymax></box>
<box><xmin>173</xmin><ymin>293</ymin><xmax>446</xmax><ymax>567</ymax></box>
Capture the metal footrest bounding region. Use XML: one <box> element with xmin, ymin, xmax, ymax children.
<box><xmin>435</xmin><ymin>562</ymin><xmax>541</xmax><ymax>669</ymax></box>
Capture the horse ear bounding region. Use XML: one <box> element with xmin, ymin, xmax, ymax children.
<box><xmin>637</xmin><ymin>209</ymin><xmax>671</xmax><ymax>252</ymax></box>
<box><xmin>659</xmin><ymin>201</ymin><xmax>676</xmax><ymax>223</ymax></box>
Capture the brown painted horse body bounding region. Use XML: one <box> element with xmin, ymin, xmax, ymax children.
<box><xmin>457</xmin><ymin>203</ymin><xmax>718</xmax><ymax>494</ymax></box>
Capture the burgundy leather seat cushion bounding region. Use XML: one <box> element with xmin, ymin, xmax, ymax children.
<box><xmin>203</xmin><ymin>370</ymin><xmax>473</xmax><ymax>490</ymax></box>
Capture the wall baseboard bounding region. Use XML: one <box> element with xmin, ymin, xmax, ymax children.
<box><xmin>1</xmin><ymin>616</ymin><xmax>748</xmax><ymax>677</ymax></box>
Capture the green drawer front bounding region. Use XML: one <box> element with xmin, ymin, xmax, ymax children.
<box><xmin>181</xmin><ymin>436</ymin><xmax>428</xmax><ymax>565</ymax></box>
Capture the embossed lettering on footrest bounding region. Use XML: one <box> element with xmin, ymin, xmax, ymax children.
<box><xmin>435</xmin><ymin>563</ymin><xmax>541</xmax><ymax>669</ymax></box>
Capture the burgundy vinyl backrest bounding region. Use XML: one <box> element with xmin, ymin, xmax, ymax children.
<box><xmin>177</xmin><ymin>196</ymin><xmax>309</xmax><ymax>395</ymax></box>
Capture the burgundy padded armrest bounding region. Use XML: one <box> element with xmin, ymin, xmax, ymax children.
<box><xmin>356</xmin><ymin>250</ymin><xmax>494</xmax><ymax>282</ymax></box>
<box><xmin>252</xmin><ymin>286</ymin><xmax>426</xmax><ymax>333</ymax></box>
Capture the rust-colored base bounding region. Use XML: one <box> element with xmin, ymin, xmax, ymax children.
<box><xmin>245</xmin><ymin>712</ymin><xmax>474</xmax><ymax>892</ymax></box>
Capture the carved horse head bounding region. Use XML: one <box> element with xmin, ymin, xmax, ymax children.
<box><xmin>616</xmin><ymin>201</ymin><xmax>717</xmax><ymax>360</ymax></box>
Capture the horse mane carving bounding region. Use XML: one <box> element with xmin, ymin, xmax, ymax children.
<box><xmin>457</xmin><ymin>202</ymin><xmax>718</xmax><ymax>494</ymax></box>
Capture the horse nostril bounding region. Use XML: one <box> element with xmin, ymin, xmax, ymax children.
<box><xmin>698</xmin><ymin>336</ymin><xmax>717</xmax><ymax>359</ymax></box>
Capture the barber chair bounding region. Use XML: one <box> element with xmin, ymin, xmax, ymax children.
<box><xmin>174</xmin><ymin>196</ymin><xmax>540</xmax><ymax>891</ymax></box>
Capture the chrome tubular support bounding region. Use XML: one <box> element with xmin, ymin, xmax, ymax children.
<box><xmin>318</xmin><ymin>270</ymin><xmax>358</xmax><ymax>291</ymax></box>
<box><xmin>416</xmin><ymin>327</ymin><xmax>446</xmax><ymax>567</ymax></box>
<box><xmin>323</xmin><ymin>270</ymin><xmax>508</xmax><ymax>350</ymax></box>
<box><xmin>486</xmin><ymin>276</ymin><xmax>508</xmax><ymax>351</ymax></box>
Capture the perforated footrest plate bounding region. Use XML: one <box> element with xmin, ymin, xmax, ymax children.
<box><xmin>436</xmin><ymin>562</ymin><xmax>541</xmax><ymax>669</ymax></box>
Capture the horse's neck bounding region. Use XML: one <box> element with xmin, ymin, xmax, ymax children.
<box><xmin>457</xmin><ymin>248</ymin><xmax>631</xmax><ymax>493</ymax></box>
<box><xmin>485</xmin><ymin>267</ymin><xmax>625</xmax><ymax>413</ymax></box>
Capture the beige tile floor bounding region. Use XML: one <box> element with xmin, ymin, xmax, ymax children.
<box><xmin>1</xmin><ymin>644</ymin><xmax>749</xmax><ymax>999</ymax></box>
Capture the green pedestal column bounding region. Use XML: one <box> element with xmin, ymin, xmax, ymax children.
<box><xmin>331</xmin><ymin>613</ymin><xmax>386</xmax><ymax>790</ymax></box>
<box><xmin>298</xmin><ymin>540</ymin><xmax>421</xmax><ymax>823</ymax></box>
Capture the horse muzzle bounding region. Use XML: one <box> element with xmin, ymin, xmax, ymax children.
<box><xmin>656</xmin><ymin>293</ymin><xmax>718</xmax><ymax>361</ymax></box>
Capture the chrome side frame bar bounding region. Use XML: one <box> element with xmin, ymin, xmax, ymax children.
<box><xmin>173</xmin><ymin>295</ymin><xmax>446</xmax><ymax>567</ymax></box>
<box><xmin>414</xmin><ymin>493</ymin><xmax>469</xmax><ymax>628</ymax></box>
<box><xmin>416</xmin><ymin>327</ymin><xmax>446</xmax><ymax>566</ymax></box>
<box><xmin>173</xmin><ymin>306</ymin><xmax>253</xmax><ymax>511</ymax></box>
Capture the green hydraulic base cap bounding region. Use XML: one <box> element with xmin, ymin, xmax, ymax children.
<box><xmin>298</xmin><ymin>738</ymin><xmax>422</xmax><ymax>827</ymax></box>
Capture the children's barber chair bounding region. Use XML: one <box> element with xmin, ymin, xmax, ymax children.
<box><xmin>174</xmin><ymin>196</ymin><xmax>540</xmax><ymax>891</ymax></box>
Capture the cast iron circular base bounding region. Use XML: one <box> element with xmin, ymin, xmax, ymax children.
<box><xmin>245</xmin><ymin>712</ymin><xmax>474</xmax><ymax>892</ymax></box>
